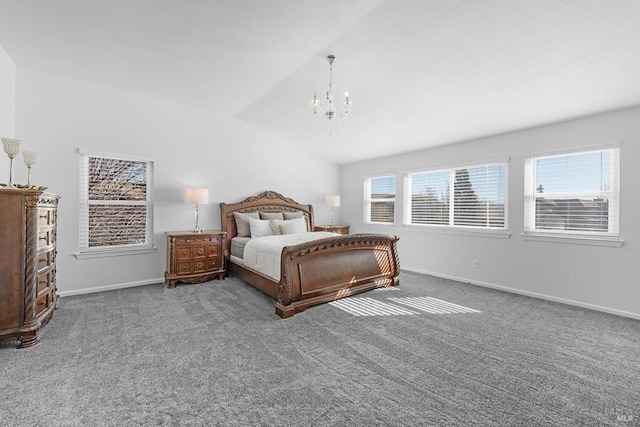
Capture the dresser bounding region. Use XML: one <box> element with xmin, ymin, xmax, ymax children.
<box><xmin>0</xmin><ymin>189</ymin><xmax>59</xmax><ymax>348</ymax></box>
<box><xmin>314</xmin><ymin>225</ymin><xmax>350</xmax><ymax>235</ymax></box>
<box><xmin>165</xmin><ymin>230</ymin><xmax>226</xmax><ymax>288</ymax></box>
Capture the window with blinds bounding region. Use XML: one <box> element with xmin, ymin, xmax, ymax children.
<box><xmin>364</xmin><ymin>175</ymin><xmax>396</xmax><ymax>223</ymax></box>
<box><xmin>524</xmin><ymin>147</ymin><xmax>619</xmax><ymax>237</ymax></box>
<box><xmin>405</xmin><ymin>162</ymin><xmax>507</xmax><ymax>229</ymax></box>
<box><xmin>78</xmin><ymin>151</ymin><xmax>154</xmax><ymax>255</ymax></box>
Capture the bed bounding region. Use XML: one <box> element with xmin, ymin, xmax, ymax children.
<box><xmin>220</xmin><ymin>191</ymin><xmax>400</xmax><ymax>318</ymax></box>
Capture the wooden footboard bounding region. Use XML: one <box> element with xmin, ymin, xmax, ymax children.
<box><xmin>275</xmin><ymin>234</ymin><xmax>400</xmax><ymax>318</ymax></box>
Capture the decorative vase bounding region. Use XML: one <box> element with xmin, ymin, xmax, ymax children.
<box><xmin>22</xmin><ymin>151</ymin><xmax>37</xmax><ymax>186</ymax></box>
<box><xmin>2</xmin><ymin>138</ymin><xmax>21</xmax><ymax>189</ymax></box>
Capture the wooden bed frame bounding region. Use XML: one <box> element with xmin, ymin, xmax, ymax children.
<box><xmin>220</xmin><ymin>191</ymin><xmax>400</xmax><ymax>318</ymax></box>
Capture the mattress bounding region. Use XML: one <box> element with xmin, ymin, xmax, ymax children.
<box><xmin>230</xmin><ymin>237</ymin><xmax>251</xmax><ymax>259</ymax></box>
<box><xmin>242</xmin><ymin>231</ymin><xmax>338</xmax><ymax>280</ymax></box>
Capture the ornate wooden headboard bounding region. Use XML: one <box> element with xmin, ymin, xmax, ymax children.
<box><xmin>219</xmin><ymin>190</ymin><xmax>315</xmax><ymax>259</ymax></box>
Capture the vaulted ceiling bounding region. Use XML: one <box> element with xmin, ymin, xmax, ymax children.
<box><xmin>1</xmin><ymin>0</ymin><xmax>639</xmax><ymax>164</ymax></box>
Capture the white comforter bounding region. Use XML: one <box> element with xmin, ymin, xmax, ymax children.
<box><xmin>243</xmin><ymin>232</ymin><xmax>338</xmax><ymax>280</ymax></box>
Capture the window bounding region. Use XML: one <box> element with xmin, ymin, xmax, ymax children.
<box><xmin>404</xmin><ymin>162</ymin><xmax>507</xmax><ymax>230</ymax></box>
<box><xmin>524</xmin><ymin>147</ymin><xmax>620</xmax><ymax>241</ymax></box>
<box><xmin>364</xmin><ymin>174</ymin><xmax>396</xmax><ymax>223</ymax></box>
<box><xmin>77</xmin><ymin>151</ymin><xmax>155</xmax><ymax>258</ymax></box>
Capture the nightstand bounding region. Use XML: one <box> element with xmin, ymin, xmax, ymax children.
<box><xmin>165</xmin><ymin>230</ymin><xmax>226</xmax><ymax>288</ymax></box>
<box><xmin>314</xmin><ymin>225</ymin><xmax>350</xmax><ymax>235</ymax></box>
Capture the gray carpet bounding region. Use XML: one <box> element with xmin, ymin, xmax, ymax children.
<box><xmin>1</xmin><ymin>271</ymin><xmax>638</xmax><ymax>426</ymax></box>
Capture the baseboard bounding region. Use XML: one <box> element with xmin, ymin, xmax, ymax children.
<box><xmin>57</xmin><ymin>278</ymin><xmax>165</xmax><ymax>298</ymax></box>
<box><xmin>401</xmin><ymin>267</ymin><xmax>640</xmax><ymax>320</ymax></box>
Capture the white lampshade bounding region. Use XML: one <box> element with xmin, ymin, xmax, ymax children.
<box><xmin>186</xmin><ymin>188</ymin><xmax>209</xmax><ymax>204</ymax></box>
<box><xmin>325</xmin><ymin>195</ymin><xmax>340</xmax><ymax>207</ymax></box>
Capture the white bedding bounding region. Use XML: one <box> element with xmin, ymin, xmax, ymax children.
<box><xmin>242</xmin><ymin>232</ymin><xmax>338</xmax><ymax>280</ymax></box>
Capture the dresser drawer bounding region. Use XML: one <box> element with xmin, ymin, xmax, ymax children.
<box><xmin>37</xmin><ymin>229</ymin><xmax>56</xmax><ymax>248</ymax></box>
<box><xmin>37</xmin><ymin>270</ymin><xmax>54</xmax><ymax>295</ymax></box>
<box><xmin>37</xmin><ymin>250</ymin><xmax>56</xmax><ymax>272</ymax></box>
<box><xmin>38</xmin><ymin>208</ymin><xmax>56</xmax><ymax>226</ymax></box>
<box><xmin>35</xmin><ymin>290</ymin><xmax>54</xmax><ymax>317</ymax></box>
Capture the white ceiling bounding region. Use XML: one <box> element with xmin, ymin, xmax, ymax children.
<box><xmin>1</xmin><ymin>0</ymin><xmax>639</xmax><ymax>164</ymax></box>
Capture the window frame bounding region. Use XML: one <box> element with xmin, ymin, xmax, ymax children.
<box><xmin>403</xmin><ymin>159</ymin><xmax>510</xmax><ymax>238</ymax></box>
<box><xmin>363</xmin><ymin>173</ymin><xmax>396</xmax><ymax>225</ymax></box>
<box><xmin>75</xmin><ymin>149</ymin><xmax>156</xmax><ymax>259</ymax></box>
<box><xmin>522</xmin><ymin>145</ymin><xmax>622</xmax><ymax>247</ymax></box>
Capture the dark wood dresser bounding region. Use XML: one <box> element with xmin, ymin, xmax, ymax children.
<box><xmin>0</xmin><ymin>189</ymin><xmax>59</xmax><ymax>348</ymax></box>
<box><xmin>165</xmin><ymin>230</ymin><xmax>226</xmax><ymax>288</ymax></box>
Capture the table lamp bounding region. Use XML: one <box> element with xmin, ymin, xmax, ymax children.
<box><xmin>325</xmin><ymin>195</ymin><xmax>340</xmax><ymax>226</ymax></box>
<box><xmin>186</xmin><ymin>188</ymin><xmax>209</xmax><ymax>233</ymax></box>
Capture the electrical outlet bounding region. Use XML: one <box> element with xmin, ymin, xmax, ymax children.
<box><xmin>473</xmin><ymin>260</ymin><xmax>479</xmax><ymax>268</ymax></box>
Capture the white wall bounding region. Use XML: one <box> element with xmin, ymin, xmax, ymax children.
<box><xmin>0</xmin><ymin>42</ymin><xmax>16</xmax><ymax>138</ymax></box>
<box><xmin>341</xmin><ymin>107</ymin><xmax>640</xmax><ymax>318</ymax></box>
<box><xmin>13</xmin><ymin>67</ymin><xmax>340</xmax><ymax>295</ymax></box>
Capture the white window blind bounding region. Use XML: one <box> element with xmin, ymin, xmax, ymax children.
<box><xmin>78</xmin><ymin>151</ymin><xmax>154</xmax><ymax>256</ymax></box>
<box><xmin>364</xmin><ymin>175</ymin><xmax>396</xmax><ymax>223</ymax></box>
<box><xmin>524</xmin><ymin>147</ymin><xmax>619</xmax><ymax>237</ymax></box>
<box><xmin>405</xmin><ymin>162</ymin><xmax>507</xmax><ymax>229</ymax></box>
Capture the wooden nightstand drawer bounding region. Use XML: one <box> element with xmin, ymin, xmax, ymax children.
<box><xmin>208</xmin><ymin>245</ymin><xmax>219</xmax><ymax>256</ymax></box>
<box><xmin>176</xmin><ymin>247</ymin><xmax>192</xmax><ymax>260</ymax></box>
<box><xmin>207</xmin><ymin>257</ymin><xmax>221</xmax><ymax>270</ymax></box>
<box><xmin>193</xmin><ymin>246</ymin><xmax>207</xmax><ymax>258</ymax></box>
<box><xmin>193</xmin><ymin>259</ymin><xmax>207</xmax><ymax>272</ymax></box>
<box><xmin>165</xmin><ymin>230</ymin><xmax>227</xmax><ymax>288</ymax></box>
<box><xmin>177</xmin><ymin>261</ymin><xmax>192</xmax><ymax>274</ymax></box>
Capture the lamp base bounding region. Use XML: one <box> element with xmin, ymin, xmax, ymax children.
<box><xmin>192</xmin><ymin>227</ymin><xmax>203</xmax><ymax>233</ymax></box>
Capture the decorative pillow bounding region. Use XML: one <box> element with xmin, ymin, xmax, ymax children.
<box><xmin>268</xmin><ymin>219</ymin><xmax>285</xmax><ymax>235</ymax></box>
<box><xmin>259</xmin><ymin>211</ymin><xmax>284</xmax><ymax>220</ymax></box>
<box><xmin>279</xmin><ymin>222</ymin><xmax>298</xmax><ymax>235</ymax></box>
<box><xmin>249</xmin><ymin>217</ymin><xmax>275</xmax><ymax>238</ymax></box>
<box><xmin>283</xmin><ymin>211</ymin><xmax>304</xmax><ymax>220</ymax></box>
<box><xmin>234</xmin><ymin>211</ymin><xmax>260</xmax><ymax>237</ymax></box>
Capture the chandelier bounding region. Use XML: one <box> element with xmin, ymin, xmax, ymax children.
<box><xmin>311</xmin><ymin>55</ymin><xmax>351</xmax><ymax>135</ymax></box>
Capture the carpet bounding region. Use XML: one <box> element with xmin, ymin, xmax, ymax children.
<box><xmin>0</xmin><ymin>271</ymin><xmax>638</xmax><ymax>426</ymax></box>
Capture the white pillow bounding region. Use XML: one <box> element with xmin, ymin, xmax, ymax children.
<box><xmin>249</xmin><ymin>217</ymin><xmax>275</xmax><ymax>238</ymax></box>
<box><xmin>291</xmin><ymin>216</ymin><xmax>308</xmax><ymax>233</ymax></box>
<box><xmin>279</xmin><ymin>222</ymin><xmax>297</xmax><ymax>235</ymax></box>
<box><xmin>279</xmin><ymin>217</ymin><xmax>307</xmax><ymax>234</ymax></box>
